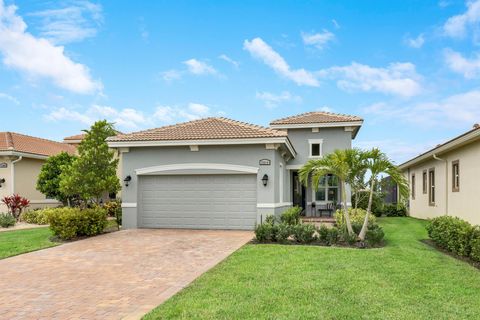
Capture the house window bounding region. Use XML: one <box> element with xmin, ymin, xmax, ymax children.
<box><xmin>308</xmin><ymin>139</ymin><xmax>323</xmax><ymax>158</ymax></box>
<box><xmin>429</xmin><ymin>168</ymin><xmax>435</xmax><ymax>206</ymax></box>
<box><xmin>452</xmin><ymin>160</ymin><xmax>460</xmax><ymax>192</ymax></box>
<box><xmin>422</xmin><ymin>170</ymin><xmax>427</xmax><ymax>194</ymax></box>
<box><xmin>411</xmin><ymin>174</ymin><xmax>415</xmax><ymax>200</ymax></box>
<box><xmin>315</xmin><ymin>174</ymin><xmax>339</xmax><ymax>203</ymax></box>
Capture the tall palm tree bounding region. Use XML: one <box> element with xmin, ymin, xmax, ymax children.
<box><xmin>345</xmin><ymin>148</ymin><xmax>368</xmax><ymax>210</ymax></box>
<box><xmin>358</xmin><ymin>148</ymin><xmax>409</xmax><ymax>241</ymax></box>
<box><xmin>299</xmin><ymin>149</ymin><xmax>354</xmax><ymax>235</ymax></box>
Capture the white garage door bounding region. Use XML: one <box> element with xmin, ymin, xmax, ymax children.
<box><xmin>138</xmin><ymin>174</ymin><xmax>257</xmax><ymax>230</ymax></box>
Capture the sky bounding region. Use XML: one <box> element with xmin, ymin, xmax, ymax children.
<box><xmin>1</xmin><ymin>0</ymin><xmax>480</xmax><ymax>164</ymax></box>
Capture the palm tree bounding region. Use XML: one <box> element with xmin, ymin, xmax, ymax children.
<box><xmin>358</xmin><ymin>148</ymin><xmax>409</xmax><ymax>241</ymax></box>
<box><xmin>345</xmin><ymin>148</ymin><xmax>368</xmax><ymax>210</ymax></box>
<box><xmin>299</xmin><ymin>149</ymin><xmax>354</xmax><ymax>235</ymax></box>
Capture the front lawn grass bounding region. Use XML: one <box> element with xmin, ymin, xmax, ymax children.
<box><xmin>0</xmin><ymin>227</ymin><xmax>59</xmax><ymax>259</ymax></box>
<box><xmin>144</xmin><ymin>217</ymin><xmax>480</xmax><ymax>319</ymax></box>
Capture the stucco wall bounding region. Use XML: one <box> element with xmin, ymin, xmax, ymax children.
<box><xmin>405</xmin><ymin>140</ymin><xmax>480</xmax><ymax>225</ymax></box>
<box><xmin>119</xmin><ymin>144</ymin><xmax>290</xmax><ymax>229</ymax></box>
<box><xmin>0</xmin><ymin>157</ymin><xmax>12</xmax><ymax>212</ymax></box>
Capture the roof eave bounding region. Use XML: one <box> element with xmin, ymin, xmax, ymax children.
<box><xmin>0</xmin><ymin>150</ymin><xmax>49</xmax><ymax>160</ymax></box>
<box><xmin>398</xmin><ymin>128</ymin><xmax>480</xmax><ymax>170</ymax></box>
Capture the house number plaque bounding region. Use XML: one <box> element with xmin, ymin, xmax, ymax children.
<box><xmin>259</xmin><ymin>159</ymin><xmax>271</xmax><ymax>166</ymax></box>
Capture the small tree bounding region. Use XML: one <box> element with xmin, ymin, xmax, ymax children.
<box><xmin>2</xmin><ymin>194</ymin><xmax>30</xmax><ymax>221</ymax></box>
<box><xmin>36</xmin><ymin>152</ymin><xmax>76</xmax><ymax>205</ymax></box>
<box><xmin>358</xmin><ymin>149</ymin><xmax>409</xmax><ymax>241</ymax></box>
<box><xmin>60</xmin><ymin>120</ymin><xmax>121</xmax><ymax>206</ymax></box>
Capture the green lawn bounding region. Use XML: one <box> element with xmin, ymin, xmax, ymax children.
<box><xmin>0</xmin><ymin>227</ymin><xmax>59</xmax><ymax>259</ymax></box>
<box><xmin>144</xmin><ymin>218</ymin><xmax>480</xmax><ymax>320</ymax></box>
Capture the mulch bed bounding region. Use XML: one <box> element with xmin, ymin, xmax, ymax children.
<box><xmin>421</xmin><ymin>239</ymin><xmax>480</xmax><ymax>270</ymax></box>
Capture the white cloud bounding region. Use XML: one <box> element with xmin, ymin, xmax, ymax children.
<box><xmin>0</xmin><ymin>0</ymin><xmax>101</xmax><ymax>94</ymax></box>
<box><xmin>255</xmin><ymin>91</ymin><xmax>301</xmax><ymax>108</ymax></box>
<box><xmin>332</xmin><ymin>19</ymin><xmax>340</xmax><ymax>29</ymax></box>
<box><xmin>355</xmin><ymin>139</ymin><xmax>439</xmax><ymax>164</ymax></box>
<box><xmin>28</xmin><ymin>1</ymin><xmax>102</xmax><ymax>44</ymax></box>
<box><xmin>160</xmin><ymin>69</ymin><xmax>182</xmax><ymax>82</ymax></box>
<box><xmin>363</xmin><ymin>89</ymin><xmax>480</xmax><ymax>128</ymax></box>
<box><xmin>45</xmin><ymin>105</ymin><xmax>149</xmax><ymax>130</ymax></box>
<box><xmin>154</xmin><ymin>103</ymin><xmax>214</xmax><ymax>123</ymax></box>
<box><xmin>183</xmin><ymin>58</ymin><xmax>217</xmax><ymax>75</ymax></box>
<box><xmin>0</xmin><ymin>92</ymin><xmax>19</xmax><ymax>104</ymax></box>
<box><xmin>318</xmin><ymin>62</ymin><xmax>422</xmax><ymax>97</ymax></box>
<box><xmin>219</xmin><ymin>54</ymin><xmax>239</xmax><ymax>68</ymax></box>
<box><xmin>443</xmin><ymin>0</ymin><xmax>480</xmax><ymax>40</ymax></box>
<box><xmin>405</xmin><ymin>34</ymin><xmax>425</xmax><ymax>48</ymax></box>
<box><xmin>243</xmin><ymin>37</ymin><xmax>319</xmax><ymax>87</ymax></box>
<box><xmin>301</xmin><ymin>30</ymin><xmax>335</xmax><ymax>50</ymax></box>
<box><xmin>317</xmin><ymin>106</ymin><xmax>334</xmax><ymax>113</ymax></box>
<box><xmin>444</xmin><ymin>48</ymin><xmax>480</xmax><ymax>78</ymax></box>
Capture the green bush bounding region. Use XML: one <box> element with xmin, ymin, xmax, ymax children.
<box><xmin>317</xmin><ymin>224</ymin><xmax>329</xmax><ymax>243</ymax></box>
<box><xmin>254</xmin><ymin>223</ymin><xmax>276</xmax><ymax>242</ymax></box>
<box><xmin>383</xmin><ymin>203</ymin><xmax>407</xmax><ymax>217</ymax></box>
<box><xmin>264</xmin><ymin>214</ymin><xmax>276</xmax><ymax>225</ymax></box>
<box><xmin>0</xmin><ymin>213</ymin><xmax>16</xmax><ymax>228</ymax></box>
<box><xmin>103</xmin><ymin>200</ymin><xmax>122</xmax><ymax>229</ymax></box>
<box><xmin>280</xmin><ymin>206</ymin><xmax>301</xmax><ymax>225</ymax></box>
<box><xmin>365</xmin><ymin>224</ymin><xmax>385</xmax><ymax>246</ymax></box>
<box><xmin>352</xmin><ymin>191</ymin><xmax>383</xmax><ymax>216</ymax></box>
<box><xmin>335</xmin><ymin>208</ymin><xmax>376</xmax><ymax>229</ymax></box>
<box><xmin>340</xmin><ymin>228</ymin><xmax>357</xmax><ymax>245</ymax></box>
<box><xmin>48</xmin><ymin>207</ymin><xmax>108</xmax><ymax>240</ymax></box>
<box><xmin>276</xmin><ymin>223</ymin><xmax>292</xmax><ymax>243</ymax></box>
<box><xmin>292</xmin><ymin>223</ymin><xmax>316</xmax><ymax>243</ymax></box>
<box><xmin>470</xmin><ymin>227</ymin><xmax>480</xmax><ymax>262</ymax></box>
<box><xmin>326</xmin><ymin>227</ymin><xmax>340</xmax><ymax>245</ymax></box>
<box><xmin>427</xmin><ymin>216</ymin><xmax>473</xmax><ymax>257</ymax></box>
<box><xmin>21</xmin><ymin>208</ymin><xmax>56</xmax><ymax>225</ymax></box>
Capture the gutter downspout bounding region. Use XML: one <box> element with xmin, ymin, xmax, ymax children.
<box><xmin>433</xmin><ymin>154</ymin><xmax>448</xmax><ymax>216</ymax></box>
<box><xmin>11</xmin><ymin>156</ymin><xmax>23</xmax><ymax>195</ymax></box>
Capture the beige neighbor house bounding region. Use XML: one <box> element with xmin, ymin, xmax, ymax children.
<box><xmin>399</xmin><ymin>124</ymin><xmax>480</xmax><ymax>225</ymax></box>
<box><xmin>0</xmin><ymin>132</ymin><xmax>77</xmax><ymax>212</ymax></box>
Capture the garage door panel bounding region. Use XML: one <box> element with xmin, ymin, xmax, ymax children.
<box><xmin>139</xmin><ymin>174</ymin><xmax>257</xmax><ymax>230</ymax></box>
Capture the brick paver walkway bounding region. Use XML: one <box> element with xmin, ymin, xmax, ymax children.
<box><xmin>0</xmin><ymin>229</ymin><xmax>252</xmax><ymax>320</ymax></box>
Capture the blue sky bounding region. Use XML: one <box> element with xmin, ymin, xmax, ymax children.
<box><xmin>1</xmin><ymin>0</ymin><xmax>480</xmax><ymax>163</ymax></box>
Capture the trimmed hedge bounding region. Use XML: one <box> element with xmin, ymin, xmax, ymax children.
<box><xmin>280</xmin><ymin>206</ymin><xmax>301</xmax><ymax>225</ymax></box>
<box><xmin>382</xmin><ymin>203</ymin><xmax>408</xmax><ymax>217</ymax></box>
<box><xmin>48</xmin><ymin>207</ymin><xmax>108</xmax><ymax>240</ymax></box>
<box><xmin>0</xmin><ymin>213</ymin><xmax>16</xmax><ymax>228</ymax></box>
<box><xmin>335</xmin><ymin>208</ymin><xmax>376</xmax><ymax>229</ymax></box>
<box><xmin>427</xmin><ymin>216</ymin><xmax>480</xmax><ymax>262</ymax></box>
<box><xmin>21</xmin><ymin>208</ymin><xmax>56</xmax><ymax>225</ymax></box>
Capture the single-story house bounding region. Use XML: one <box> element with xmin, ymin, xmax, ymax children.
<box><xmin>0</xmin><ymin>132</ymin><xmax>77</xmax><ymax>212</ymax></box>
<box><xmin>399</xmin><ymin>124</ymin><xmax>480</xmax><ymax>225</ymax></box>
<box><xmin>107</xmin><ymin>111</ymin><xmax>363</xmax><ymax>230</ymax></box>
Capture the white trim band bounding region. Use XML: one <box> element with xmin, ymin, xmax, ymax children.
<box><xmin>121</xmin><ymin>202</ymin><xmax>137</xmax><ymax>208</ymax></box>
<box><xmin>136</xmin><ymin>163</ymin><xmax>260</xmax><ymax>175</ymax></box>
<box><xmin>29</xmin><ymin>199</ymin><xmax>62</xmax><ymax>204</ymax></box>
<box><xmin>257</xmin><ymin>202</ymin><xmax>293</xmax><ymax>208</ymax></box>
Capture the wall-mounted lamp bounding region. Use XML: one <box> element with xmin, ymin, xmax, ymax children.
<box><xmin>0</xmin><ymin>178</ymin><xmax>4</xmax><ymax>188</ymax></box>
<box><xmin>261</xmin><ymin>174</ymin><xmax>269</xmax><ymax>187</ymax></box>
<box><xmin>123</xmin><ymin>175</ymin><xmax>132</xmax><ymax>187</ymax></box>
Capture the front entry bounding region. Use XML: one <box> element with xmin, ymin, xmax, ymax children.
<box><xmin>292</xmin><ymin>171</ymin><xmax>306</xmax><ymax>212</ymax></box>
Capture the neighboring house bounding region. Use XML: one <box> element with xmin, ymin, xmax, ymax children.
<box><xmin>399</xmin><ymin>124</ymin><xmax>480</xmax><ymax>225</ymax></box>
<box><xmin>107</xmin><ymin>111</ymin><xmax>363</xmax><ymax>230</ymax></box>
<box><xmin>0</xmin><ymin>132</ymin><xmax>77</xmax><ymax>212</ymax></box>
<box><xmin>63</xmin><ymin>133</ymin><xmax>86</xmax><ymax>147</ymax></box>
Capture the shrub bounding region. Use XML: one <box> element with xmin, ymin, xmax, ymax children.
<box><xmin>104</xmin><ymin>200</ymin><xmax>122</xmax><ymax>229</ymax></box>
<box><xmin>48</xmin><ymin>207</ymin><xmax>108</xmax><ymax>240</ymax></box>
<box><xmin>352</xmin><ymin>191</ymin><xmax>383</xmax><ymax>216</ymax></box>
<box><xmin>254</xmin><ymin>223</ymin><xmax>276</xmax><ymax>242</ymax></box>
<box><xmin>335</xmin><ymin>208</ymin><xmax>376</xmax><ymax>229</ymax></box>
<box><xmin>264</xmin><ymin>214</ymin><xmax>276</xmax><ymax>225</ymax></box>
<box><xmin>470</xmin><ymin>227</ymin><xmax>480</xmax><ymax>262</ymax></box>
<box><xmin>1</xmin><ymin>194</ymin><xmax>30</xmax><ymax>221</ymax></box>
<box><xmin>21</xmin><ymin>208</ymin><xmax>56</xmax><ymax>225</ymax></box>
<box><xmin>383</xmin><ymin>203</ymin><xmax>407</xmax><ymax>217</ymax></box>
<box><xmin>427</xmin><ymin>216</ymin><xmax>473</xmax><ymax>257</ymax></box>
<box><xmin>340</xmin><ymin>228</ymin><xmax>358</xmax><ymax>245</ymax></box>
<box><xmin>0</xmin><ymin>213</ymin><xmax>16</xmax><ymax>228</ymax></box>
<box><xmin>326</xmin><ymin>227</ymin><xmax>339</xmax><ymax>245</ymax></box>
<box><xmin>292</xmin><ymin>223</ymin><xmax>316</xmax><ymax>243</ymax></box>
<box><xmin>365</xmin><ymin>224</ymin><xmax>385</xmax><ymax>246</ymax></box>
<box><xmin>276</xmin><ymin>223</ymin><xmax>292</xmax><ymax>243</ymax></box>
<box><xmin>317</xmin><ymin>224</ymin><xmax>329</xmax><ymax>243</ymax></box>
<box><xmin>280</xmin><ymin>206</ymin><xmax>301</xmax><ymax>225</ymax></box>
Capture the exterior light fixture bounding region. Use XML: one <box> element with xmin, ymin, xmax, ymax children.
<box><xmin>261</xmin><ymin>174</ymin><xmax>269</xmax><ymax>187</ymax></box>
<box><xmin>123</xmin><ymin>175</ymin><xmax>132</xmax><ymax>187</ymax></box>
<box><xmin>0</xmin><ymin>178</ymin><xmax>4</xmax><ymax>188</ymax></box>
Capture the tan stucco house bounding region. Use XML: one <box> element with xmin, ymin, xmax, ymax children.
<box><xmin>0</xmin><ymin>132</ymin><xmax>77</xmax><ymax>212</ymax></box>
<box><xmin>399</xmin><ymin>124</ymin><xmax>480</xmax><ymax>225</ymax></box>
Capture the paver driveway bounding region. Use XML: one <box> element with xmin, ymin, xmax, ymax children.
<box><xmin>0</xmin><ymin>229</ymin><xmax>252</xmax><ymax>320</ymax></box>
